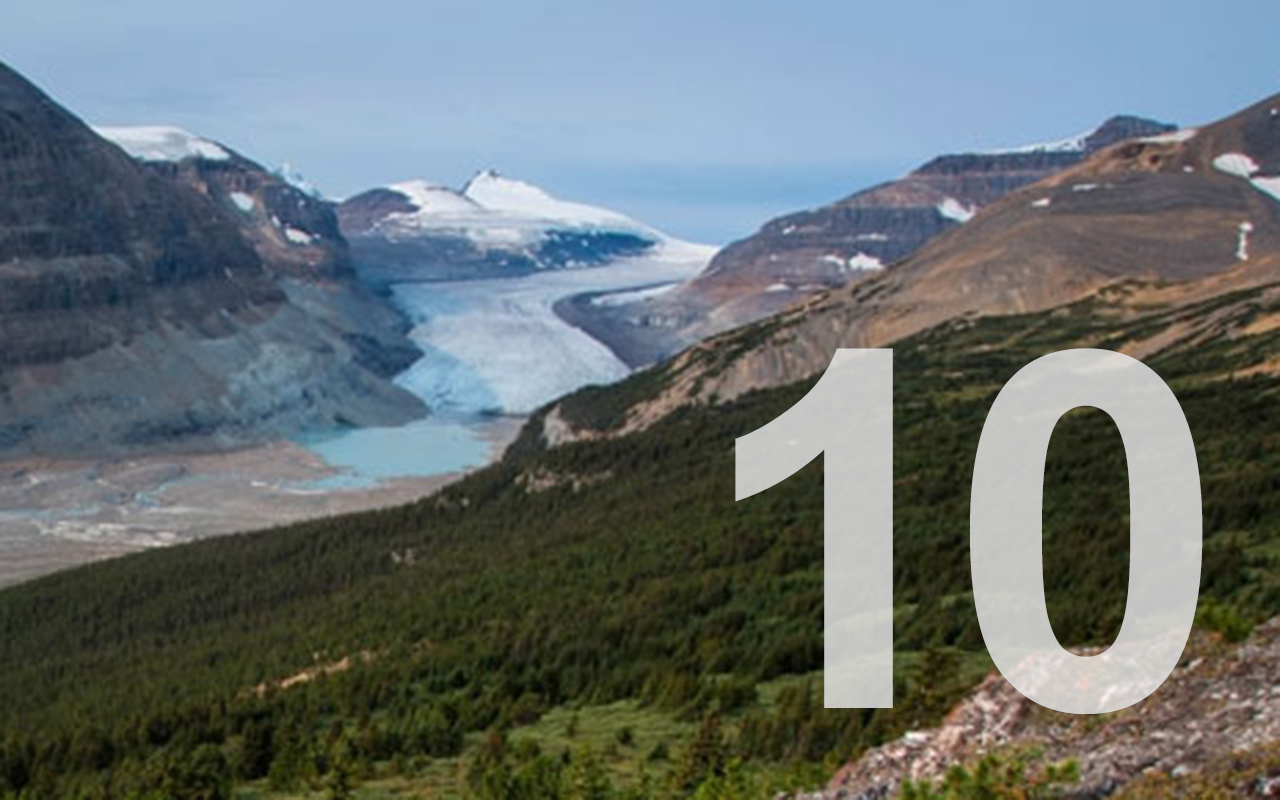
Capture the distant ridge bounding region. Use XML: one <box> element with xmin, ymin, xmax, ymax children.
<box><xmin>338</xmin><ymin>170</ymin><xmax>710</xmax><ymax>284</ymax></box>
<box><xmin>580</xmin><ymin>114</ymin><xmax>1176</xmax><ymax>360</ymax></box>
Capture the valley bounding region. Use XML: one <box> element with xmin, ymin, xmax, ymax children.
<box><xmin>0</xmin><ymin>232</ymin><xmax>712</xmax><ymax>586</ymax></box>
<box><xmin>0</xmin><ymin>38</ymin><xmax>1278</xmax><ymax>797</ymax></box>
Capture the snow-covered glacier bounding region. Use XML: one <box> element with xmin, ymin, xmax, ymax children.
<box><xmin>391</xmin><ymin>239</ymin><xmax>715</xmax><ymax>415</ymax></box>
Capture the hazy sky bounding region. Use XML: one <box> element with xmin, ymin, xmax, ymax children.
<box><xmin>3</xmin><ymin>0</ymin><xmax>1278</xmax><ymax>242</ymax></box>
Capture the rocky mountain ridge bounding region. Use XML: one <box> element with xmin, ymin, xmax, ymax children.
<box><xmin>0</xmin><ymin>62</ymin><xmax>423</xmax><ymax>456</ymax></box>
<box><xmin>539</xmin><ymin>91</ymin><xmax>1280</xmax><ymax>446</ymax></box>
<box><xmin>578</xmin><ymin>115</ymin><xmax>1175</xmax><ymax>357</ymax></box>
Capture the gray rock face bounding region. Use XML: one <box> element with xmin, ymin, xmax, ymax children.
<box><xmin>142</xmin><ymin>144</ymin><xmax>423</xmax><ymax>379</ymax></box>
<box><xmin>0</xmin><ymin>61</ymin><xmax>424</xmax><ymax>457</ymax></box>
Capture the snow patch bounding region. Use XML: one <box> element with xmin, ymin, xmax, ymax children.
<box><xmin>822</xmin><ymin>252</ymin><xmax>883</xmax><ymax>272</ymax></box>
<box><xmin>1031</xmin><ymin>198</ymin><xmax>1052</xmax><ymax>209</ymax></box>
<box><xmin>1238</xmin><ymin>221</ymin><xmax>1254</xmax><ymax>261</ymax></box>
<box><xmin>764</xmin><ymin>283</ymin><xmax>793</xmax><ymax>293</ymax></box>
<box><xmin>937</xmin><ymin>197</ymin><xmax>976</xmax><ymax>223</ymax></box>
<box><xmin>1214</xmin><ymin>153</ymin><xmax>1260</xmax><ymax>179</ymax></box>
<box><xmin>847</xmin><ymin>253</ymin><xmax>884</xmax><ymax>271</ymax></box>
<box><xmin>94</xmin><ymin>125</ymin><xmax>229</xmax><ymax>162</ymax></box>
<box><xmin>284</xmin><ymin>227</ymin><xmax>316</xmax><ymax>246</ymax></box>
<box><xmin>1210</xmin><ymin>154</ymin><xmax>1280</xmax><ymax>204</ymax></box>
<box><xmin>230</xmin><ymin>192</ymin><xmax>256</xmax><ymax>213</ymax></box>
<box><xmin>855</xmin><ymin>232</ymin><xmax>890</xmax><ymax>242</ymax></box>
<box><xmin>1072</xmin><ymin>183</ymin><xmax>1101</xmax><ymax>192</ymax></box>
<box><xmin>1251</xmin><ymin>176</ymin><xmax>1280</xmax><ymax>204</ymax></box>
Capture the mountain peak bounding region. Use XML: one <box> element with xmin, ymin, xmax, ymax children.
<box><xmin>1084</xmin><ymin>114</ymin><xmax>1179</xmax><ymax>151</ymax></box>
<box><xmin>979</xmin><ymin>114</ymin><xmax>1175</xmax><ymax>156</ymax></box>
<box><xmin>460</xmin><ymin>171</ymin><xmax>646</xmax><ymax>230</ymax></box>
<box><xmin>461</xmin><ymin>169</ymin><xmax>549</xmax><ymax>205</ymax></box>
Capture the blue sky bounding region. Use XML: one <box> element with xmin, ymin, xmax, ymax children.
<box><xmin>3</xmin><ymin>0</ymin><xmax>1278</xmax><ymax>243</ymax></box>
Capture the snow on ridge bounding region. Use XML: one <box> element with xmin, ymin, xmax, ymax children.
<box><xmin>981</xmin><ymin>126</ymin><xmax>1095</xmax><ymax>156</ymax></box>
<box><xmin>94</xmin><ymin>125</ymin><xmax>230</xmax><ymax>163</ymax></box>
<box><xmin>462</xmin><ymin>169</ymin><xmax>646</xmax><ymax>231</ymax></box>
<box><xmin>276</xmin><ymin>162</ymin><xmax>321</xmax><ymax>197</ymax></box>
<box><xmin>377</xmin><ymin>169</ymin><xmax>681</xmax><ymax>250</ymax></box>
<box><xmin>937</xmin><ymin>197</ymin><xmax>977</xmax><ymax>223</ymax></box>
<box><xmin>1142</xmin><ymin>128</ymin><xmax>1198</xmax><ymax>145</ymax></box>
<box><xmin>390</xmin><ymin>180</ymin><xmax>482</xmax><ymax>215</ymax></box>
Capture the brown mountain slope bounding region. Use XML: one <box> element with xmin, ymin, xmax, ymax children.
<box><xmin>539</xmin><ymin>91</ymin><xmax>1280</xmax><ymax>444</ymax></box>
<box><xmin>576</xmin><ymin>116</ymin><xmax>1173</xmax><ymax>363</ymax></box>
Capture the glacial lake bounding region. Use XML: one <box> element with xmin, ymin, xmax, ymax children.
<box><xmin>297</xmin><ymin>414</ymin><xmax>501</xmax><ymax>490</ymax></box>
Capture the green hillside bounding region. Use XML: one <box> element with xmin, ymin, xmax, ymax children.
<box><xmin>2</xmin><ymin>283</ymin><xmax>1280</xmax><ymax>797</ymax></box>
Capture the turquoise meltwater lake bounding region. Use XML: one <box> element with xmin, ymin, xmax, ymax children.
<box><xmin>297</xmin><ymin>414</ymin><xmax>498</xmax><ymax>490</ymax></box>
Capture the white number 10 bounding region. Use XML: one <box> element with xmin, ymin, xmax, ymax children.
<box><xmin>736</xmin><ymin>349</ymin><xmax>1201</xmax><ymax>714</ymax></box>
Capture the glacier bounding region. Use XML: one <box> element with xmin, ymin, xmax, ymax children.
<box><xmin>391</xmin><ymin>239</ymin><xmax>715</xmax><ymax>415</ymax></box>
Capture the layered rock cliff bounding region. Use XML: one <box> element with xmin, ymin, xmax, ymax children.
<box><xmin>0</xmin><ymin>62</ymin><xmax>423</xmax><ymax>456</ymax></box>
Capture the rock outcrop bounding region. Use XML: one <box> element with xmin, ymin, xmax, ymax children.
<box><xmin>811</xmin><ymin>620</ymin><xmax>1280</xmax><ymax>798</ymax></box>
